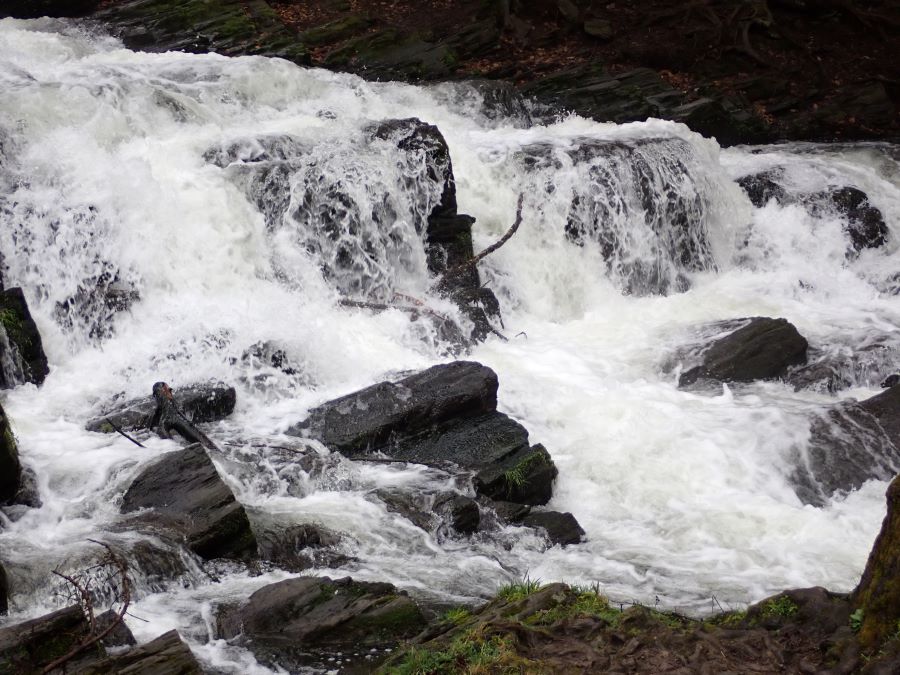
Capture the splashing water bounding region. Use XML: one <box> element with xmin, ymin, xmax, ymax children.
<box><xmin>1</xmin><ymin>17</ymin><xmax>898</xmax><ymax>672</ymax></box>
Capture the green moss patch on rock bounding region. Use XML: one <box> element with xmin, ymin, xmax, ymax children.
<box><xmin>0</xmin><ymin>403</ymin><xmax>21</xmax><ymax>504</ymax></box>
<box><xmin>0</xmin><ymin>287</ymin><xmax>49</xmax><ymax>389</ymax></box>
<box><xmin>853</xmin><ymin>474</ymin><xmax>900</xmax><ymax>651</ymax></box>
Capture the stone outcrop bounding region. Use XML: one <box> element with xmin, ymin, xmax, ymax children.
<box><xmin>217</xmin><ymin>575</ymin><xmax>426</xmax><ymax>672</ymax></box>
<box><xmin>678</xmin><ymin>317</ymin><xmax>808</xmax><ymax>386</ymax></box>
<box><xmin>0</xmin><ymin>605</ymin><xmax>88</xmax><ymax>673</ymax></box>
<box><xmin>0</xmin><ymin>403</ymin><xmax>21</xmax><ymax>505</ymax></box>
<box><xmin>853</xmin><ymin>474</ymin><xmax>900</xmax><ymax>651</ymax></box>
<box><xmin>86</xmin><ymin>382</ymin><xmax>236</xmax><ymax>433</ymax></box>
<box><xmin>519</xmin><ymin>511</ymin><xmax>586</xmax><ymax>547</ymax></box>
<box><xmin>0</xmin><ymin>563</ymin><xmax>7</xmax><ymax>615</ymax></box>
<box><xmin>288</xmin><ymin>361</ymin><xmax>558</xmax><ymax>506</ymax></box>
<box><xmin>792</xmin><ymin>384</ymin><xmax>900</xmax><ymax>507</ymax></box>
<box><xmin>121</xmin><ymin>443</ymin><xmax>257</xmax><ymax>560</ymax></box>
<box><xmin>72</xmin><ymin>629</ymin><xmax>203</xmax><ymax>675</ymax></box>
<box><xmin>91</xmin><ymin>0</ymin><xmax>307</xmax><ymax>64</ymax></box>
<box><xmin>0</xmin><ymin>287</ymin><xmax>49</xmax><ymax>389</ymax></box>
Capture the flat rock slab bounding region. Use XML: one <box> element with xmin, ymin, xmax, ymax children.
<box><xmin>793</xmin><ymin>384</ymin><xmax>900</xmax><ymax>506</ymax></box>
<box><xmin>86</xmin><ymin>382</ymin><xmax>235</xmax><ymax>433</ymax></box>
<box><xmin>288</xmin><ymin>361</ymin><xmax>557</xmax><ymax>505</ymax></box>
<box><xmin>121</xmin><ymin>443</ymin><xmax>257</xmax><ymax>560</ymax></box>
<box><xmin>679</xmin><ymin>317</ymin><xmax>808</xmax><ymax>386</ymax></box>
<box><xmin>0</xmin><ymin>605</ymin><xmax>88</xmax><ymax>673</ymax></box>
<box><xmin>74</xmin><ymin>629</ymin><xmax>202</xmax><ymax>675</ymax></box>
<box><xmin>217</xmin><ymin>575</ymin><xmax>426</xmax><ymax>654</ymax></box>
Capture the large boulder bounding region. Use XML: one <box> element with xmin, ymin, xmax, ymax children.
<box><xmin>0</xmin><ymin>403</ymin><xmax>21</xmax><ymax>504</ymax></box>
<box><xmin>792</xmin><ymin>384</ymin><xmax>900</xmax><ymax>506</ymax></box>
<box><xmin>0</xmin><ymin>287</ymin><xmax>49</xmax><ymax>389</ymax></box>
<box><xmin>519</xmin><ymin>511</ymin><xmax>586</xmax><ymax>547</ymax></box>
<box><xmin>217</xmin><ymin>576</ymin><xmax>426</xmax><ymax>671</ymax></box>
<box><xmin>0</xmin><ymin>563</ymin><xmax>7</xmax><ymax>615</ymax></box>
<box><xmin>287</xmin><ymin>361</ymin><xmax>558</xmax><ymax>505</ymax></box>
<box><xmin>824</xmin><ymin>186</ymin><xmax>889</xmax><ymax>253</ymax></box>
<box><xmin>679</xmin><ymin>317</ymin><xmax>808</xmax><ymax>386</ymax></box>
<box><xmin>121</xmin><ymin>443</ymin><xmax>257</xmax><ymax>560</ymax></box>
<box><xmin>86</xmin><ymin>382</ymin><xmax>236</xmax><ymax>433</ymax></box>
<box><xmin>853</xmin><ymin>474</ymin><xmax>900</xmax><ymax>652</ymax></box>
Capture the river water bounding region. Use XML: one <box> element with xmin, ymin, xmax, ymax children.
<box><xmin>1</xmin><ymin>17</ymin><xmax>898</xmax><ymax>673</ymax></box>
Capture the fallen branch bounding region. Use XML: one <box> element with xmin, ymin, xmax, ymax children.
<box><xmin>42</xmin><ymin>540</ymin><xmax>132</xmax><ymax>674</ymax></box>
<box><xmin>439</xmin><ymin>193</ymin><xmax>525</xmax><ymax>283</ymax></box>
<box><xmin>106</xmin><ymin>417</ymin><xmax>146</xmax><ymax>449</ymax></box>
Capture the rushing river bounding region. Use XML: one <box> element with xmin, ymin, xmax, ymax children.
<box><xmin>1</xmin><ymin>17</ymin><xmax>898</xmax><ymax>673</ymax></box>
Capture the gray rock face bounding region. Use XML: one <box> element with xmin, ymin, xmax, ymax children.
<box><xmin>75</xmin><ymin>629</ymin><xmax>202</xmax><ymax>675</ymax></box>
<box><xmin>0</xmin><ymin>605</ymin><xmax>88</xmax><ymax>673</ymax></box>
<box><xmin>520</xmin><ymin>511</ymin><xmax>586</xmax><ymax>547</ymax></box>
<box><xmin>792</xmin><ymin>385</ymin><xmax>900</xmax><ymax>507</ymax></box>
<box><xmin>0</xmin><ymin>403</ymin><xmax>21</xmax><ymax>504</ymax></box>
<box><xmin>0</xmin><ymin>287</ymin><xmax>49</xmax><ymax>389</ymax></box>
<box><xmin>121</xmin><ymin>443</ymin><xmax>257</xmax><ymax>560</ymax></box>
<box><xmin>679</xmin><ymin>317</ymin><xmax>808</xmax><ymax>386</ymax></box>
<box><xmin>288</xmin><ymin>361</ymin><xmax>558</xmax><ymax>505</ymax></box>
<box><xmin>86</xmin><ymin>382</ymin><xmax>236</xmax><ymax>433</ymax></box>
<box><xmin>217</xmin><ymin>576</ymin><xmax>426</xmax><ymax>671</ymax></box>
<box><xmin>0</xmin><ymin>563</ymin><xmax>7</xmax><ymax>615</ymax></box>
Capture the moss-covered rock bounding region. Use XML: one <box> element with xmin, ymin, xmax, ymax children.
<box><xmin>0</xmin><ymin>288</ymin><xmax>49</xmax><ymax>389</ymax></box>
<box><xmin>0</xmin><ymin>403</ymin><xmax>21</xmax><ymax>505</ymax></box>
<box><xmin>853</xmin><ymin>474</ymin><xmax>900</xmax><ymax>651</ymax></box>
<box><xmin>0</xmin><ymin>605</ymin><xmax>92</xmax><ymax>673</ymax></box>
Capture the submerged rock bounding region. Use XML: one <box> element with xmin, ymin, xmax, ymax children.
<box><xmin>0</xmin><ymin>403</ymin><xmax>21</xmax><ymax>504</ymax></box>
<box><xmin>86</xmin><ymin>381</ymin><xmax>236</xmax><ymax>433</ymax></box>
<box><xmin>823</xmin><ymin>186</ymin><xmax>889</xmax><ymax>253</ymax></box>
<box><xmin>519</xmin><ymin>511</ymin><xmax>586</xmax><ymax>547</ymax></box>
<box><xmin>121</xmin><ymin>443</ymin><xmax>257</xmax><ymax>560</ymax></box>
<box><xmin>792</xmin><ymin>384</ymin><xmax>900</xmax><ymax>506</ymax></box>
<box><xmin>679</xmin><ymin>317</ymin><xmax>808</xmax><ymax>386</ymax></box>
<box><xmin>0</xmin><ymin>287</ymin><xmax>49</xmax><ymax>389</ymax></box>
<box><xmin>853</xmin><ymin>474</ymin><xmax>900</xmax><ymax>651</ymax></box>
<box><xmin>217</xmin><ymin>575</ymin><xmax>426</xmax><ymax>671</ymax></box>
<box><xmin>288</xmin><ymin>362</ymin><xmax>558</xmax><ymax>506</ymax></box>
<box><xmin>257</xmin><ymin>523</ymin><xmax>349</xmax><ymax>572</ymax></box>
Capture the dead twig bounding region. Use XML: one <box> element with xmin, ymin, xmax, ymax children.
<box><xmin>105</xmin><ymin>417</ymin><xmax>146</xmax><ymax>449</ymax></box>
<box><xmin>41</xmin><ymin>540</ymin><xmax>132</xmax><ymax>674</ymax></box>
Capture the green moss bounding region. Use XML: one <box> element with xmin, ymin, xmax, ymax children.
<box><xmin>714</xmin><ymin>609</ymin><xmax>748</xmax><ymax>627</ymax></box>
<box><xmin>0</xmin><ymin>307</ymin><xmax>30</xmax><ymax>349</ymax></box>
<box><xmin>851</xmin><ymin>608</ymin><xmax>865</xmax><ymax>633</ymax></box>
<box><xmin>380</xmin><ymin>629</ymin><xmax>529</xmax><ymax>675</ymax></box>
<box><xmin>503</xmin><ymin>450</ymin><xmax>549</xmax><ymax>490</ymax></box>
<box><xmin>762</xmin><ymin>595</ymin><xmax>799</xmax><ymax>619</ymax></box>
<box><xmin>526</xmin><ymin>589</ymin><xmax>622</xmax><ymax>627</ymax></box>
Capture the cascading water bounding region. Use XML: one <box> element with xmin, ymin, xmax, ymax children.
<box><xmin>1</xmin><ymin>17</ymin><xmax>899</xmax><ymax>673</ymax></box>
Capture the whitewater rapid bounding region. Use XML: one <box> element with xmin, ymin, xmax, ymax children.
<box><xmin>1</xmin><ymin>17</ymin><xmax>899</xmax><ymax>673</ymax></box>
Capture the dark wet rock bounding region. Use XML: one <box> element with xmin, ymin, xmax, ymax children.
<box><xmin>0</xmin><ymin>563</ymin><xmax>7</xmax><ymax>615</ymax></box>
<box><xmin>1</xmin><ymin>0</ymin><xmax>99</xmax><ymax>18</ymax></box>
<box><xmin>54</xmin><ymin>269</ymin><xmax>140</xmax><ymax>341</ymax></box>
<box><xmin>747</xmin><ymin>587</ymin><xmax>851</xmax><ymax>633</ymax></box>
<box><xmin>203</xmin><ymin>133</ymin><xmax>306</xmax><ymax>169</ymax></box>
<box><xmin>75</xmin><ymin>629</ymin><xmax>203</xmax><ymax>675</ymax></box>
<box><xmin>127</xmin><ymin>539</ymin><xmax>193</xmax><ymax>592</ymax></box>
<box><xmin>92</xmin><ymin>0</ymin><xmax>307</xmax><ymax>64</ymax></box>
<box><xmin>434</xmin><ymin>493</ymin><xmax>480</xmax><ymax>535</ymax></box>
<box><xmin>86</xmin><ymin>381</ymin><xmax>236</xmax><ymax>433</ymax></box>
<box><xmin>854</xmin><ymin>474</ymin><xmax>900</xmax><ymax>651</ymax></box>
<box><xmin>485</xmin><ymin>499</ymin><xmax>532</xmax><ymax>524</ymax></box>
<box><xmin>820</xmin><ymin>186</ymin><xmax>889</xmax><ymax>253</ymax></box>
<box><xmin>257</xmin><ymin>523</ymin><xmax>347</xmax><ymax>572</ymax></box>
<box><xmin>679</xmin><ymin>317</ymin><xmax>808</xmax><ymax>386</ymax></box>
<box><xmin>121</xmin><ymin>443</ymin><xmax>257</xmax><ymax>560</ymax></box>
<box><xmin>0</xmin><ymin>287</ymin><xmax>49</xmax><ymax>389</ymax></box>
<box><xmin>882</xmin><ymin>374</ymin><xmax>900</xmax><ymax>389</ymax></box>
<box><xmin>736</xmin><ymin>170</ymin><xmax>788</xmax><ymax>208</ymax></box>
<box><xmin>240</xmin><ymin>341</ymin><xmax>300</xmax><ymax>375</ymax></box>
<box><xmin>95</xmin><ymin>609</ymin><xmax>137</xmax><ymax>649</ymax></box>
<box><xmin>0</xmin><ymin>403</ymin><xmax>21</xmax><ymax>504</ymax></box>
<box><xmin>0</xmin><ymin>605</ymin><xmax>90</xmax><ymax>673</ymax></box>
<box><xmin>373</xmin><ymin>489</ymin><xmax>438</xmax><ymax>532</ymax></box>
<box><xmin>370</xmin><ymin>118</ymin><xmax>500</xmax><ymax>343</ymax></box>
<box><xmin>520</xmin><ymin>511</ymin><xmax>585</xmax><ymax>547</ymax></box>
<box><xmin>216</xmin><ymin>576</ymin><xmax>426</xmax><ymax>670</ymax></box>
<box><xmin>521</xmin><ymin>65</ymin><xmax>767</xmax><ymax>146</ymax></box>
<box><xmin>11</xmin><ymin>466</ymin><xmax>41</xmax><ymax>509</ymax></box>
<box><xmin>288</xmin><ymin>362</ymin><xmax>558</xmax><ymax>505</ymax></box>
<box><xmin>792</xmin><ymin>384</ymin><xmax>900</xmax><ymax>506</ymax></box>
<box><xmin>788</xmin><ymin>342</ymin><xmax>899</xmax><ymax>394</ymax></box>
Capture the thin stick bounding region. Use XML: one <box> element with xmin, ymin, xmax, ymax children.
<box><xmin>441</xmin><ymin>193</ymin><xmax>524</xmax><ymax>280</ymax></box>
<box><xmin>106</xmin><ymin>418</ymin><xmax>146</xmax><ymax>449</ymax></box>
